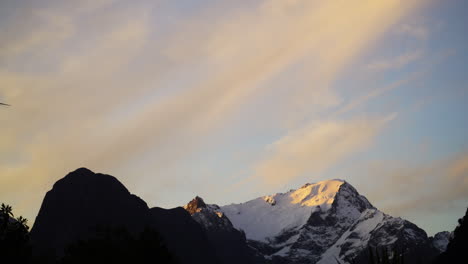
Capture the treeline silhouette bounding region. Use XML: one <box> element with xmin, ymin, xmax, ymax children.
<box><xmin>1</xmin><ymin>203</ymin><xmax>176</xmax><ymax>264</ymax></box>
<box><xmin>0</xmin><ymin>203</ymin><xmax>31</xmax><ymax>263</ymax></box>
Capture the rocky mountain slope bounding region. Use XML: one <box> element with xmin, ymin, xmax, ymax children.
<box><xmin>431</xmin><ymin>231</ymin><xmax>451</xmax><ymax>253</ymax></box>
<box><xmin>184</xmin><ymin>196</ymin><xmax>265</xmax><ymax>264</ymax></box>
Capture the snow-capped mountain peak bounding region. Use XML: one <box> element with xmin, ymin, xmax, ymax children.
<box><xmin>216</xmin><ymin>179</ymin><xmax>435</xmax><ymax>264</ymax></box>
<box><xmin>221</xmin><ymin>179</ymin><xmax>347</xmax><ymax>242</ymax></box>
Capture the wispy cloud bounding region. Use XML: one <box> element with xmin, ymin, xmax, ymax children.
<box><xmin>366</xmin><ymin>50</ymin><xmax>423</xmax><ymax>72</ymax></box>
<box><xmin>334</xmin><ymin>69</ymin><xmax>426</xmax><ymax>117</ymax></box>
<box><xmin>362</xmin><ymin>153</ymin><xmax>468</xmax><ymax>217</ymax></box>
<box><xmin>397</xmin><ymin>23</ymin><xmax>429</xmax><ymax>40</ymax></box>
<box><xmin>0</xmin><ymin>13</ymin><xmax>71</xmax><ymax>61</ymax></box>
<box><xmin>253</xmin><ymin>114</ymin><xmax>396</xmax><ymax>186</ymax></box>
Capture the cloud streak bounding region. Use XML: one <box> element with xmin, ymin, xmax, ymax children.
<box><xmin>253</xmin><ymin>114</ymin><xmax>396</xmax><ymax>186</ymax></box>
<box><xmin>361</xmin><ymin>153</ymin><xmax>468</xmax><ymax>218</ymax></box>
<box><xmin>366</xmin><ymin>50</ymin><xmax>423</xmax><ymax>71</ymax></box>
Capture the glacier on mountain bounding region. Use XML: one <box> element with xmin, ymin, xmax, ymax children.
<box><xmin>221</xmin><ymin>180</ymin><xmax>346</xmax><ymax>242</ymax></box>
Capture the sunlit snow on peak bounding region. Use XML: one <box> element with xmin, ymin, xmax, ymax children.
<box><xmin>221</xmin><ymin>179</ymin><xmax>345</xmax><ymax>242</ymax></box>
<box><xmin>290</xmin><ymin>179</ymin><xmax>344</xmax><ymax>208</ymax></box>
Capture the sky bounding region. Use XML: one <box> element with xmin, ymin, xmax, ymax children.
<box><xmin>0</xmin><ymin>0</ymin><xmax>467</xmax><ymax>236</ymax></box>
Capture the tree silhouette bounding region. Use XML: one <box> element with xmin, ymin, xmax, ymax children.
<box><xmin>1</xmin><ymin>203</ymin><xmax>14</xmax><ymax>217</ymax></box>
<box><xmin>17</xmin><ymin>216</ymin><xmax>29</xmax><ymax>230</ymax></box>
<box><xmin>0</xmin><ymin>203</ymin><xmax>31</xmax><ymax>263</ymax></box>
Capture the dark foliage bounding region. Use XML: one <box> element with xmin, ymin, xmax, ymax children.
<box><xmin>0</xmin><ymin>203</ymin><xmax>32</xmax><ymax>263</ymax></box>
<box><xmin>434</xmin><ymin>207</ymin><xmax>468</xmax><ymax>264</ymax></box>
<box><xmin>60</xmin><ymin>226</ymin><xmax>176</xmax><ymax>264</ymax></box>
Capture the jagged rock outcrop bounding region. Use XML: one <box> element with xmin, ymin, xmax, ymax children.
<box><xmin>185</xmin><ymin>196</ymin><xmax>207</xmax><ymax>215</ymax></box>
<box><xmin>184</xmin><ymin>196</ymin><xmax>265</xmax><ymax>264</ymax></box>
<box><xmin>431</xmin><ymin>231</ymin><xmax>451</xmax><ymax>252</ymax></box>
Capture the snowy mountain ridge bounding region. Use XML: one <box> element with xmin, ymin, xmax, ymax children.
<box><xmin>220</xmin><ymin>179</ymin><xmax>349</xmax><ymax>242</ymax></box>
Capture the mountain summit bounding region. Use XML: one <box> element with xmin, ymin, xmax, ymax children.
<box><xmin>221</xmin><ymin>179</ymin><xmax>369</xmax><ymax>242</ymax></box>
<box><xmin>184</xmin><ymin>196</ymin><xmax>208</xmax><ymax>215</ymax></box>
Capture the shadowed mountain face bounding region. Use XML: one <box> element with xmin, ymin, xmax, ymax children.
<box><xmin>184</xmin><ymin>196</ymin><xmax>266</xmax><ymax>264</ymax></box>
<box><xmin>30</xmin><ymin>168</ymin><xmax>218</xmax><ymax>263</ymax></box>
<box><xmin>150</xmin><ymin>207</ymin><xmax>219</xmax><ymax>264</ymax></box>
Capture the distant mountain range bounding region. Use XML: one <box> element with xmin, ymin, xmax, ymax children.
<box><xmin>29</xmin><ymin>168</ymin><xmax>456</xmax><ymax>264</ymax></box>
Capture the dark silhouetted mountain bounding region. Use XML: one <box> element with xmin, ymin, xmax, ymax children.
<box><xmin>184</xmin><ymin>196</ymin><xmax>265</xmax><ymax>264</ymax></box>
<box><xmin>30</xmin><ymin>168</ymin><xmax>151</xmax><ymax>257</ymax></box>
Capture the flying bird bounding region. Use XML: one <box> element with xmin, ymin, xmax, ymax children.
<box><xmin>0</xmin><ymin>102</ymin><xmax>10</xmax><ymax>106</ymax></box>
